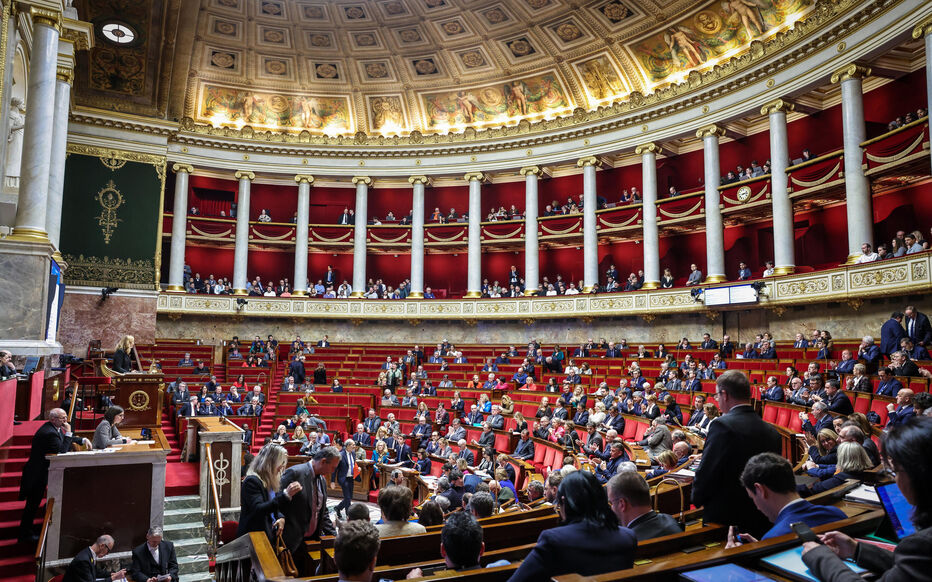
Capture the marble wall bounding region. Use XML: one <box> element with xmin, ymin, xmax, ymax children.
<box><xmin>58</xmin><ymin>289</ymin><xmax>157</xmax><ymax>355</ymax></box>
<box><xmin>151</xmin><ymin>295</ymin><xmax>919</xmax><ymax>348</ymax></box>
<box><xmin>0</xmin><ymin>241</ymin><xmax>50</xmax><ymax>341</ymax></box>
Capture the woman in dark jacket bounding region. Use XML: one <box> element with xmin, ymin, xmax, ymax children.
<box><xmin>237</xmin><ymin>444</ymin><xmax>302</xmax><ymax>542</ymax></box>
<box><xmin>112</xmin><ymin>335</ymin><xmax>135</xmax><ymax>374</ymax></box>
<box><xmin>798</xmin><ymin>442</ymin><xmax>872</xmax><ymax>497</ymax></box>
<box><xmin>802</xmin><ymin>417</ymin><xmax>932</xmax><ymax>581</ymax></box>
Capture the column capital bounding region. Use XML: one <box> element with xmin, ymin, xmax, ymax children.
<box><xmin>234</xmin><ymin>170</ymin><xmax>255</xmax><ymax>181</ymax></box>
<box><xmin>463</xmin><ymin>172</ymin><xmax>486</xmax><ymax>183</ymax></box>
<box><xmin>30</xmin><ymin>6</ymin><xmax>62</xmax><ymax>32</ymax></box>
<box><xmin>634</xmin><ymin>143</ymin><xmax>662</xmax><ymax>156</ymax></box>
<box><xmin>172</xmin><ymin>163</ymin><xmax>194</xmax><ymax>174</ymax></box>
<box><xmin>696</xmin><ymin>125</ymin><xmax>726</xmax><ymax>139</ymax></box>
<box><xmin>830</xmin><ymin>63</ymin><xmax>871</xmax><ymax>84</ymax></box>
<box><xmin>760</xmin><ymin>98</ymin><xmax>795</xmax><ymax>116</ymax></box>
<box><xmin>576</xmin><ymin>156</ymin><xmax>598</xmax><ymax>168</ymax></box>
<box><xmin>912</xmin><ymin>17</ymin><xmax>932</xmax><ymax>39</ymax></box>
<box><xmin>408</xmin><ymin>175</ymin><xmax>430</xmax><ymax>186</ymax></box>
<box><xmin>294</xmin><ymin>174</ymin><xmax>315</xmax><ymax>184</ymax></box>
<box><xmin>55</xmin><ymin>66</ymin><xmax>74</xmax><ymax>85</ymax></box>
<box><xmin>520</xmin><ymin>166</ymin><xmax>542</xmax><ymax>177</ymax></box>
<box><xmin>352</xmin><ymin>176</ymin><xmax>372</xmax><ymax>186</ymax></box>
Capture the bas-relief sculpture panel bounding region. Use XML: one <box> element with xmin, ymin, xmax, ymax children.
<box><xmin>59</xmin><ymin>293</ymin><xmax>157</xmax><ymax>355</ymax></box>
<box><xmin>199</xmin><ymin>85</ymin><xmax>352</xmax><ymax>132</ymax></box>
<box><xmin>626</xmin><ymin>0</ymin><xmax>814</xmax><ymax>85</ymax></box>
<box><xmin>155</xmin><ymin>314</ymin><xmax>717</xmax><ymax>347</ymax></box>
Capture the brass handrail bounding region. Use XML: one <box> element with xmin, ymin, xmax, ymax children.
<box><xmin>203</xmin><ymin>443</ymin><xmax>224</xmax><ymax>558</ymax></box>
<box><xmin>34</xmin><ymin>498</ymin><xmax>54</xmax><ymax>582</ymax></box>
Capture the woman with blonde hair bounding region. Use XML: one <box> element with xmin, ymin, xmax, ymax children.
<box><xmin>237</xmin><ymin>444</ymin><xmax>302</xmax><ymax>541</ymax></box>
<box><xmin>499</xmin><ymin>394</ymin><xmax>514</xmax><ymax>415</ymax></box>
<box><xmin>112</xmin><ymin>335</ymin><xmax>136</xmax><ymax>374</ymax></box>
<box><xmin>799</xmin><ymin>441</ymin><xmax>872</xmax><ymax>497</ymax></box>
<box><xmin>646</xmin><ymin>450</ymin><xmax>678</xmax><ymax>479</ymax></box>
<box><xmin>512</xmin><ymin>411</ymin><xmax>528</xmax><ymax>433</ymax></box>
<box><xmin>589</xmin><ymin>401</ymin><xmax>607</xmax><ymax>426</ymax></box>
<box><xmin>695</xmin><ymin>402</ymin><xmax>720</xmax><ymax>435</ymax></box>
<box><xmin>414</xmin><ymin>401</ymin><xmax>430</xmax><ymax>422</ymax></box>
<box><xmin>436</xmin><ymin>437</ymin><xmax>453</xmax><ymax>458</ymax></box>
<box><xmin>848</xmin><ymin>363</ymin><xmax>871</xmax><ymax>393</ymax></box>
<box><xmin>456</xmin><ymin>457</ymin><xmax>471</xmax><ymax>474</ymax></box>
<box><xmin>292</xmin><ymin>425</ymin><xmax>308</xmax><ymax>445</ymax></box>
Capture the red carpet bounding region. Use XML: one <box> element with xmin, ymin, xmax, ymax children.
<box><xmin>166</xmin><ymin>462</ymin><xmax>199</xmax><ymax>496</ymax></box>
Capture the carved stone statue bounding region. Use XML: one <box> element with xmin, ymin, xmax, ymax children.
<box><xmin>5</xmin><ymin>97</ymin><xmax>25</xmax><ymax>190</ymax></box>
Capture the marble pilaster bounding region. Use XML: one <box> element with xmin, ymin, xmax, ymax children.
<box><xmin>351</xmin><ymin>177</ymin><xmax>371</xmax><ymax>297</ymax></box>
<box><xmin>697</xmin><ymin>125</ymin><xmax>727</xmax><ymax>283</ymax></box>
<box><xmin>464</xmin><ymin>172</ymin><xmax>484</xmax><ymax>298</ymax></box>
<box><xmin>408</xmin><ymin>175</ymin><xmax>429</xmax><ymax>298</ymax></box>
<box><xmin>292</xmin><ymin>175</ymin><xmax>314</xmax><ymax>296</ymax></box>
<box><xmin>231</xmin><ymin>170</ymin><xmax>254</xmax><ymax>295</ymax></box>
<box><xmin>578</xmin><ymin>157</ymin><xmax>599</xmax><ymax>292</ymax></box>
<box><xmin>167</xmin><ymin>165</ymin><xmax>193</xmax><ymax>291</ymax></box>
<box><xmin>762</xmin><ymin>99</ymin><xmax>796</xmax><ymax>275</ymax></box>
<box><xmin>521</xmin><ymin>166</ymin><xmax>541</xmax><ymax>295</ymax></box>
<box><xmin>636</xmin><ymin>143</ymin><xmax>661</xmax><ymax>289</ymax></box>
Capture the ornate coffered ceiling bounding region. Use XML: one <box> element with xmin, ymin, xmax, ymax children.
<box><xmin>72</xmin><ymin>0</ymin><xmax>819</xmax><ymax>136</ymax></box>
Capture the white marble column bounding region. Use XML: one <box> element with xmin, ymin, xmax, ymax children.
<box><xmin>408</xmin><ymin>175</ymin><xmax>429</xmax><ymax>298</ymax></box>
<box><xmin>232</xmin><ymin>170</ymin><xmax>254</xmax><ymax>295</ymax></box>
<box><xmin>293</xmin><ymin>175</ymin><xmax>314</xmax><ymax>296</ymax></box>
<box><xmin>521</xmin><ymin>166</ymin><xmax>542</xmax><ymax>295</ymax></box>
<box><xmin>762</xmin><ymin>99</ymin><xmax>796</xmax><ymax>275</ymax></box>
<box><xmin>578</xmin><ymin>157</ymin><xmax>599</xmax><ymax>292</ymax></box>
<box><xmin>697</xmin><ymin>125</ymin><xmax>727</xmax><ymax>283</ymax></box>
<box><xmin>636</xmin><ymin>143</ymin><xmax>661</xmax><ymax>289</ymax></box>
<box><xmin>913</xmin><ymin>20</ymin><xmax>932</xmax><ymax>183</ymax></box>
<box><xmin>830</xmin><ymin>64</ymin><xmax>873</xmax><ymax>263</ymax></box>
<box><xmin>350</xmin><ymin>176</ymin><xmax>371</xmax><ymax>297</ymax></box>
<box><xmin>464</xmin><ymin>172</ymin><xmax>484</xmax><ymax>298</ymax></box>
<box><xmin>12</xmin><ymin>10</ymin><xmax>61</xmax><ymax>243</ymax></box>
<box><xmin>45</xmin><ymin>66</ymin><xmax>73</xmax><ymax>263</ymax></box>
<box><xmin>167</xmin><ymin>164</ymin><xmax>193</xmax><ymax>291</ymax></box>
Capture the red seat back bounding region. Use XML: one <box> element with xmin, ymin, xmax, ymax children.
<box><xmin>634</xmin><ymin>421</ymin><xmax>649</xmax><ymax>441</ymax></box>
<box><xmin>532</xmin><ymin>440</ymin><xmax>547</xmax><ymax>464</ymax></box>
<box><xmin>870</xmin><ymin>399</ymin><xmax>890</xmax><ymax>426</ymax></box>
<box><xmin>787</xmin><ymin>412</ymin><xmax>803</xmax><ymax>433</ymax></box>
<box><xmin>854</xmin><ymin>395</ymin><xmax>871</xmax><ymax>415</ymax></box>
<box><xmin>622</xmin><ymin>419</ymin><xmax>637</xmax><ymax>440</ymax></box>
<box><xmin>775</xmin><ymin>407</ymin><xmax>791</xmax><ymax>428</ymax></box>
<box><xmin>542</xmin><ymin>445</ymin><xmax>557</xmax><ymax>468</ymax></box>
<box><xmin>494</xmin><ymin>433</ymin><xmax>510</xmax><ymax>452</ymax></box>
<box><xmin>762</xmin><ymin>405</ymin><xmax>778</xmax><ymax>424</ymax></box>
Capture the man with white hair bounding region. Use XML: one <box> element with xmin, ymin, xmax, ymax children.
<box><xmin>799</xmin><ymin>401</ymin><xmax>833</xmax><ymax>437</ymax></box>
<box><xmin>857</xmin><ymin>335</ymin><xmax>881</xmax><ymax>372</ymax></box>
<box><xmin>130</xmin><ymin>526</ymin><xmax>179</xmax><ymax>582</ymax></box>
<box><xmin>487</xmin><ymin>405</ymin><xmax>504</xmax><ymax>429</ymax></box>
<box><xmin>64</xmin><ymin>534</ymin><xmax>126</xmax><ymax>582</ymax></box>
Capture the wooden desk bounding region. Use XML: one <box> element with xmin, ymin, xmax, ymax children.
<box><xmin>45</xmin><ymin>428</ymin><xmax>169</xmax><ymax>563</ymax></box>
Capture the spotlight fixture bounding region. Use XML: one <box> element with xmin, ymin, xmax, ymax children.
<box><xmin>235</xmin><ymin>298</ymin><xmax>248</xmax><ymax>308</ymax></box>
<box><xmin>100</xmin><ymin>287</ymin><xmax>118</xmax><ymax>301</ymax></box>
<box><xmin>690</xmin><ymin>288</ymin><xmax>703</xmax><ymax>302</ymax></box>
<box><xmin>750</xmin><ymin>281</ymin><xmax>766</xmax><ymax>293</ymax></box>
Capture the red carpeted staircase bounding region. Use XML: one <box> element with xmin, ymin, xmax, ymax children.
<box><xmin>0</xmin><ymin>421</ymin><xmax>53</xmax><ymax>582</ymax></box>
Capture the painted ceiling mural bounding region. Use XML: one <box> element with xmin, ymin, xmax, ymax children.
<box><xmin>175</xmin><ymin>0</ymin><xmax>817</xmax><ymax>136</ymax></box>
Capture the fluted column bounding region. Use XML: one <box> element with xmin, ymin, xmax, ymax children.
<box><xmin>232</xmin><ymin>170</ymin><xmax>255</xmax><ymax>295</ymax></box>
<box><xmin>167</xmin><ymin>164</ymin><xmax>194</xmax><ymax>291</ymax></box>
<box><xmin>762</xmin><ymin>99</ymin><xmax>796</xmax><ymax>275</ymax></box>
<box><xmin>408</xmin><ymin>175</ymin><xmax>429</xmax><ymax>298</ymax></box>
<box><xmin>578</xmin><ymin>157</ymin><xmax>599</xmax><ymax>292</ymax></box>
<box><xmin>697</xmin><ymin>125</ymin><xmax>727</xmax><ymax>283</ymax></box>
<box><xmin>45</xmin><ymin>65</ymin><xmax>73</xmax><ymax>263</ymax></box>
<box><xmin>913</xmin><ymin>20</ymin><xmax>932</xmax><ymax>178</ymax></box>
<box><xmin>293</xmin><ymin>175</ymin><xmax>314</xmax><ymax>296</ymax></box>
<box><xmin>464</xmin><ymin>172</ymin><xmax>484</xmax><ymax>298</ymax></box>
<box><xmin>521</xmin><ymin>166</ymin><xmax>542</xmax><ymax>295</ymax></box>
<box><xmin>636</xmin><ymin>143</ymin><xmax>661</xmax><ymax>289</ymax></box>
<box><xmin>831</xmin><ymin>64</ymin><xmax>873</xmax><ymax>263</ymax></box>
<box><xmin>350</xmin><ymin>176</ymin><xmax>371</xmax><ymax>297</ymax></box>
<box><xmin>11</xmin><ymin>9</ymin><xmax>61</xmax><ymax>243</ymax></box>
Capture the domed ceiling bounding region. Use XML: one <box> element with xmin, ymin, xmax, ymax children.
<box><xmin>76</xmin><ymin>0</ymin><xmax>816</xmax><ymax>136</ymax></box>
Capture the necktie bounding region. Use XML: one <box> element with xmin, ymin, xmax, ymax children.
<box><xmin>909</xmin><ymin>319</ymin><xmax>914</xmax><ymax>337</ymax></box>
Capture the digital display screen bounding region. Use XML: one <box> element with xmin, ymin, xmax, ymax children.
<box><xmin>702</xmin><ymin>284</ymin><xmax>759</xmax><ymax>307</ymax></box>
<box><xmin>876</xmin><ymin>482</ymin><xmax>916</xmax><ymax>540</ymax></box>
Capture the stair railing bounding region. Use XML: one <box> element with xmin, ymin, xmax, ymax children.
<box><xmin>34</xmin><ymin>498</ymin><xmax>54</xmax><ymax>582</ymax></box>
<box><xmin>204</xmin><ymin>442</ymin><xmax>224</xmax><ymax>559</ymax></box>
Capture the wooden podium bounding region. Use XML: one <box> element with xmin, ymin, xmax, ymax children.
<box><xmin>45</xmin><ymin>429</ymin><xmax>170</xmax><ymax>563</ymax></box>
<box><xmin>95</xmin><ymin>359</ymin><xmax>165</xmax><ymax>427</ymax></box>
<box><xmin>193</xmin><ymin>417</ymin><xmax>245</xmax><ymax>514</ymax></box>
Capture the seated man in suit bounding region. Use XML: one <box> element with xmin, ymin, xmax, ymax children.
<box><xmin>177</xmin><ymin>396</ymin><xmax>199</xmax><ymax>418</ymax></box>
<box><xmin>876</xmin><ymin>367</ymin><xmax>904</xmax><ymax>397</ymax></box>
<box><xmin>595</xmin><ymin>442</ymin><xmax>630</xmax><ymax>483</ymax></box>
<box><xmin>901</xmin><ymin>337</ymin><xmax>931</xmax><ymax>361</ymax></box>
<box><xmin>813</xmin><ymin>379</ymin><xmax>853</xmax><ymax>415</ymax></box>
<box><xmin>130</xmin><ymin>526</ymin><xmax>179</xmax><ymax>582</ymax></box>
<box><xmin>760</xmin><ymin>376</ymin><xmax>784</xmax><ymax>401</ymax></box>
<box><xmin>63</xmin><ymin>534</ymin><xmax>125</xmax><ymax>582</ymax></box>
<box><xmin>638</xmin><ymin>418</ymin><xmax>672</xmax><ymax>461</ymax></box>
<box><xmin>886</xmin><ymin>389</ymin><xmax>915</xmax><ymax>427</ymax></box>
<box><xmin>512</xmin><ymin>429</ymin><xmax>535</xmax><ymax>460</ymax></box>
<box><xmin>799</xmin><ymin>401</ymin><xmax>833</xmax><ymax>437</ymax></box>
<box><xmin>726</xmin><ymin>452</ymin><xmax>846</xmax><ymax>545</ymax></box>
<box><xmin>758</xmin><ymin>340</ymin><xmax>777</xmax><ymax>359</ymax></box>
<box><xmin>608</xmin><ymin>471</ymin><xmax>681</xmax><ymax>541</ymax></box>
<box><xmin>455</xmin><ymin>439</ymin><xmax>475</xmax><ymax>465</ymax></box>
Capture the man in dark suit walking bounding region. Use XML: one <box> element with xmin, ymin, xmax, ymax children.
<box><xmin>19</xmin><ymin>408</ymin><xmax>88</xmax><ymax>544</ymax></box>
<box><xmin>280</xmin><ymin>447</ymin><xmax>340</xmax><ymax>576</ymax></box>
<box><xmin>63</xmin><ymin>534</ymin><xmax>125</xmax><ymax>582</ymax></box>
<box><xmin>692</xmin><ymin>370</ymin><xmax>781</xmax><ymax>538</ymax></box>
<box><xmin>880</xmin><ymin>312</ymin><xmax>908</xmax><ymax>355</ymax></box>
<box><xmin>288</xmin><ymin>356</ymin><xmax>306</xmax><ymax>385</ymax></box>
<box><xmin>333</xmin><ymin>440</ymin><xmax>358</xmax><ymax>519</ymax></box>
<box><xmin>130</xmin><ymin>526</ymin><xmax>179</xmax><ymax>582</ymax></box>
<box><xmin>905</xmin><ymin>305</ymin><xmax>932</xmax><ymax>347</ymax></box>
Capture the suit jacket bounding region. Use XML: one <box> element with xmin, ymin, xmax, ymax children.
<box><xmin>20</xmin><ymin>421</ymin><xmax>75</xmax><ymax>497</ymax></box>
<box><xmin>513</xmin><ymin>438</ymin><xmax>535</xmax><ymax>459</ymax></box>
<box><xmin>628</xmin><ymin>510</ymin><xmax>682</xmax><ymax>541</ymax></box>
<box><xmin>466</xmin><ymin>411</ymin><xmax>484</xmax><ymax>425</ymax></box>
<box><xmin>411</xmin><ymin>423</ymin><xmax>431</xmax><ymax>439</ymax></box>
<box><xmin>509</xmin><ymin>522</ymin><xmax>637</xmax><ymax>581</ymax></box>
<box><xmin>363</xmin><ymin>417</ymin><xmax>381</xmax><ymax>434</ymax></box>
<box><xmin>487</xmin><ymin>414</ymin><xmax>505</xmax><ymax>430</ymax></box>
<box><xmin>803</xmin><ymin>524</ymin><xmax>932</xmax><ymax>582</ymax></box>
<box><xmin>763</xmin><ymin>500</ymin><xmax>846</xmax><ymax>539</ymax></box>
<box><xmin>336</xmin><ymin>451</ymin><xmax>356</xmax><ymax>487</ymax></box>
<box><xmin>686</xmin><ymin>409</ymin><xmax>706</xmax><ymax>427</ymax></box>
<box><xmin>63</xmin><ymin>547</ymin><xmax>106</xmax><ymax>582</ymax></box>
<box><xmin>886</xmin><ymin>404</ymin><xmax>914</xmax><ymax>427</ymax></box>
<box><xmin>130</xmin><ymin>540</ymin><xmax>179</xmax><ymax>582</ymax></box>
<box><xmin>761</xmin><ymin>385</ymin><xmax>784</xmax><ymax>401</ymax></box>
<box><xmin>803</xmin><ymin>414</ymin><xmax>834</xmax><ymax>437</ymax></box>
<box><xmin>700</xmin><ymin>339</ymin><xmax>719</xmax><ymax>349</ymax></box>
<box><xmin>881</xmin><ymin>318</ymin><xmax>909</xmax><ymax>354</ymax></box>
<box><xmin>92</xmin><ymin>419</ymin><xmax>124</xmax><ymax>449</ymax></box>
<box><xmin>279</xmin><ymin>462</ymin><xmax>335</xmax><ymax>553</ymax></box>
<box><xmin>394</xmin><ymin>443</ymin><xmax>414</xmax><ymax>467</ymax></box>
<box><xmin>113</xmin><ymin>348</ymin><xmax>133</xmax><ymax>373</ymax></box>
<box><xmin>605</xmin><ymin>348</ymin><xmax>622</xmax><ymax>358</ymax></box>
<box><xmin>456</xmin><ymin>448</ymin><xmax>475</xmax><ymax>465</ymax></box>
<box><xmin>288</xmin><ymin>361</ymin><xmax>306</xmax><ymax>384</ymax></box>
<box><xmin>906</xmin><ymin>311</ymin><xmax>932</xmax><ymax>346</ymax></box>
<box><xmin>877</xmin><ymin>378</ymin><xmax>904</xmax><ymax>397</ymax></box>
<box><xmin>824</xmin><ymin>392</ymin><xmax>854</xmax><ymax>415</ymax></box>
<box><xmin>692</xmin><ymin>405</ymin><xmax>781</xmax><ymax>537</ymax></box>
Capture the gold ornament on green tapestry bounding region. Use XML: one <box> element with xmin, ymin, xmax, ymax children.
<box><xmin>95</xmin><ymin>180</ymin><xmax>124</xmax><ymax>243</ymax></box>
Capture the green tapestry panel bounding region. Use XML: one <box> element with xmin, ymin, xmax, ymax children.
<box><xmin>60</xmin><ymin>150</ymin><xmax>165</xmax><ymax>289</ymax></box>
